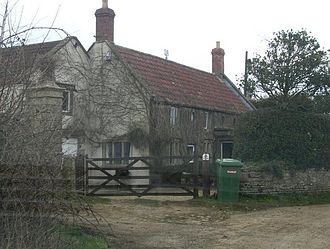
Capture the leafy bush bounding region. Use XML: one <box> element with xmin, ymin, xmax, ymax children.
<box><xmin>234</xmin><ymin>109</ymin><xmax>330</xmax><ymax>169</ymax></box>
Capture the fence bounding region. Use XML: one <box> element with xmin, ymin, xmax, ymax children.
<box><xmin>75</xmin><ymin>155</ymin><xmax>213</xmax><ymax>198</ymax></box>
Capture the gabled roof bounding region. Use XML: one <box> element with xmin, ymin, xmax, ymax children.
<box><xmin>1</xmin><ymin>36</ymin><xmax>87</xmax><ymax>63</ymax></box>
<box><xmin>0</xmin><ymin>37</ymin><xmax>88</xmax><ymax>85</ymax></box>
<box><xmin>0</xmin><ymin>40</ymin><xmax>64</xmax><ymax>86</ymax></box>
<box><xmin>1</xmin><ymin>40</ymin><xmax>62</xmax><ymax>69</ymax></box>
<box><xmin>111</xmin><ymin>44</ymin><xmax>254</xmax><ymax>113</ymax></box>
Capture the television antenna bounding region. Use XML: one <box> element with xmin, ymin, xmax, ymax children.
<box><xmin>164</xmin><ymin>49</ymin><xmax>169</xmax><ymax>60</ymax></box>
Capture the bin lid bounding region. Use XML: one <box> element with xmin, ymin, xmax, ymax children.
<box><xmin>216</xmin><ymin>158</ymin><xmax>243</xmax><ymax>167</ymax></box>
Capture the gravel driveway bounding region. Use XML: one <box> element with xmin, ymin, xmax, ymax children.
<box><xmin>92</xmin><ymin>197</ymin><xmax>330</xmax><ymax>249</ymax></box>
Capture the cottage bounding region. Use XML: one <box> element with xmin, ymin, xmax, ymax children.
<box><xmin>0</xmin><ymin>0</ymin><xmax>254</xmax><ymax>170</ymax></box>
<box><xmin>83</xmin><ymin>1</ymin><xmax>254</xmax><ymax>162</ymax></box>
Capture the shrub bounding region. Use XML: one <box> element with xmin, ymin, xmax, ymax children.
<box><xmin>234</xmin><ymin>109</ymin><xmax>330</xmax><ymax>169</ymax></box>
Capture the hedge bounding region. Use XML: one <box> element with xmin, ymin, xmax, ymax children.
<box><xmin>233</xmin><ymin>109</ymin><xmax>330</xmax><ymax>169</ymax></box>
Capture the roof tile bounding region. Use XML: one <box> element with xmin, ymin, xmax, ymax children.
<box><xmin>113</xmin><ymin>45</ymin><xmax>250</xmax><ymax>113</ymax></box>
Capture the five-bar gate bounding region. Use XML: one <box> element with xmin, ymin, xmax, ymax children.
<box><xmin>75</xmin><ymin>156</ymin><xmax>200</xmax><ymax>198</ymax></box>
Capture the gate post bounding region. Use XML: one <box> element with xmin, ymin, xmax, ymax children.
<box><xmin>202</xmin><ymin>154</ymin><xmax>210</xmax><ymax>198</ymax></box>
<box><xmin>74</xmin><ymin>154</ymin><xmax>85</xmax><ymax>193</ymax></box>
<box><xmin>192</xmin><ymin>157</ymin><xmax>199</xmax><ymax>198</ymax></box>
<box><xmin>84</xmin><ymin>155</ymin><xmax>88</xmax><ymax>196</ymax></box>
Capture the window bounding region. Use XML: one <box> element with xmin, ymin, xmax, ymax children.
<box><xmin>204</xmin><ymin>112</ymin><xmax>209</xmax><ymax>129</ymax></box>
<box><xmin>187</xmin><ymin>144</ymin><xmax>195</xmax><ymax>163</ymax></box>
<box><xmin>123</xmin><ymin>142</ymin><xmax>131</xmax><ymax>164</ymax></box>
<box><xmin>62</xmin><ymin>90</ymin><xmax>71</xmax><ymax>112</ymax></box>
<box><xmin>104</xmin><ymin>142</ymin><xmax>131</xmax><ymax>165</ymax></box>
<box><xmin>203</xmin><ymin>141</ymin><xmax>211</xmax><ymax>153</ymax></box>
<box><xmin>114</xmin><ymin>142</ymin><xmax>122</xmax><ymax>164</ymax></box>
<box><xmin>191</xmin><ymin>110</ymin><xmax>195</xmax><ymax>123</ymax></box>
<box><xmin>170</xmin><ymin>106</ymin><xmax>178</xmax><ymax>125</ymax></box>
<box><xmin>62</xmin><ymin>138</ymin><xmax>78</xmax><ymax>156</ymax></box>
<box><xmin>57</xmin><ymin>83</ymin><xmax>75</xmax><ymax>114</ymax></box>
<box><xmin>221</xmin><ymin>142</ymin><xmax>233</xmax><ymax>159</ymax></box>
<box><xmin>169</xmin><ymin>141</ymin><xmax>180</xmax><ymax>164</ymax></box>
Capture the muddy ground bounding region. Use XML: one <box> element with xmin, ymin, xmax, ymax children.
<box><xmin>91</xmin><ymin>196</ymin><xmax>330</xmax><ymax>249</ymax></box>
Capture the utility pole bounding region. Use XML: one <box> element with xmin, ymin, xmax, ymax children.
<box><xmin>243</xmin><ymin>51</ymin><xmax>248</xmax><ymax>98</ymax></box>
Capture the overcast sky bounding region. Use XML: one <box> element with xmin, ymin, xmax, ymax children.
<box><xmin>8</xmin><ymin>0</ymin><xmax>330</xmax><ymax>85</ymax></box>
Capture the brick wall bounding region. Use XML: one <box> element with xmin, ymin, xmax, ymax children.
<box><xmin>240</xmin><ymin>168</ymin><xmax>330</xmax><ymax>195</ymax></box>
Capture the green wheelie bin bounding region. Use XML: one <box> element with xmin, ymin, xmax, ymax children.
<box><xmin>216</xmin><ymin>159</ymin><xmax>243</xmax><ymax>203</ymax></box>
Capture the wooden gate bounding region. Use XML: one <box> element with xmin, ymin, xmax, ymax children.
<box><xmin>75</xmin><ymin>156</ymin><xmax>199</xmax><ymax>198</ymax></box>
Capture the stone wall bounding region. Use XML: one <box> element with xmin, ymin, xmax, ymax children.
<box><xmin>240</xmin><ymin>168</ymin><xmax>330</xmax><ymax>195</ymax></box>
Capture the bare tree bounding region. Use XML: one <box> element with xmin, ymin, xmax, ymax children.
<box><xmin>0</xmin><ymin>2</ymin><xmax>110</xmax><ymax>248</ymax></box>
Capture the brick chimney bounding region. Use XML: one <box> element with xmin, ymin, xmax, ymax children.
<box><xmin>95</xmin><ymin>0</ymin><xmax>115</xmax><ymax>42</ymax></box>
<box><xmin>212</xmin><ymin>41</ymin><xmax>225</xmax><ymax>75</ymax></box>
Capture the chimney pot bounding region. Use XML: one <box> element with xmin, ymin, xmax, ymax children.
<box><xmin>216</xmin><ymin>41</ymin><xmax>220</xmax><ymax>49</ymax></box>
<box><xmin>102</xmin><ymin>0</ymin><xmax>108</xmax><ymax>8</ymax></box>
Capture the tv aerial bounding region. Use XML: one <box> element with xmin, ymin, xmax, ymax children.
<box><xmin>164</xmin><ymin>49</ymin><xmax>169</xmax><ymax>60</ymax></box>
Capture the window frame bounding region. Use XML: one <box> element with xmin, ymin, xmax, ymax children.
<box><xmin>187</xmin><ymin>144</ymin><xmax>195</xmax><ymax>163</ymax></box>
<box><xmin>220</xmin><ymin>141</ymin><xmax>233</xmax><ymax>159</ymax></box>
<box><xmin>56</xmin><ymin>83</ymin><xmax>75</xmax><ymax>115</ymax></box>
<box><xmin>62</xmin><ymin>90</ymin><xmax>72</xmax><ymax>113</ymax></box>
<box><xmin>170</xmin><ymin>106</ymin><xmax>178</xmax><ymax>125</ymax></box>
<box><xmin>104</xmin><ymin>142</ymin><xmax>132</xmax><ymax>165</ymax></box>
<box><xmin>191</xmin><ymin>110</ymin><xmax>195</xmax><ymax>123</ymax></box>
<box><xmin>204</xmin><ymin>111</ymin><xmax>209</xmax><ymax>129</ymax></box>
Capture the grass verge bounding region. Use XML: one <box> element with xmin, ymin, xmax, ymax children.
<box><xmin>56</xmin><ymin>225</ymin><xmax>109</xmax><ymax>249</ymax></box>
<box><xmin>239</xmin><ymin>192</ymin><xmax>330</xmax><ymax>210</ymax></box>
<box><xmin>187</xmin><ymin>192</ymin><xmax>330</xmax><ymax>211</ymax></box>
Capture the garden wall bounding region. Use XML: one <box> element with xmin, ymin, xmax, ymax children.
<box><xmin>240</xmin><ymin>168</ymin><xmax>330</xmax><ymax>195</ymax></box>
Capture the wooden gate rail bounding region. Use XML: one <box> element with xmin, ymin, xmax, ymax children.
<box><xmin>79</xmin><ymin>156</ymin><xmax>200</xmax><ymax>198</ymax></box>
<box><xmin>86</xmin><ymin>159</ymin><xmax>143</xmax><ymax>196</ymax></box>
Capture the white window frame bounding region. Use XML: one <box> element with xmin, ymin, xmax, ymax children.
<box><xmin>187</xmin><ymin>144</ymin><xmax>195</xmax><ymax>163</ymax></box>
<box><xmin>191</xmin><ymin>110</ymin><xmax>195</xmax><ymax>123</ymax></box>
<box><xmin>170</xmin><ymin>106</ymin><xmax>178</xmax><ymax>125</ymax></box>
<box><xmin>204</xmin><ymin>112</ymin><xmax>209</xmax><ymax>129</ymax></box>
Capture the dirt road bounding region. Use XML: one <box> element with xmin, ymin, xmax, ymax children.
<box><xmin>92</xmin><ymin>197</ymin><xmax>330</xmax><ymax>249</ymax></box>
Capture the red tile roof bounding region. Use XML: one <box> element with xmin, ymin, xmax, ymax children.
<box><xmin>113</xmin><ymin>45</ymin><xmax>252</xmax><ymax>113</ymax></box>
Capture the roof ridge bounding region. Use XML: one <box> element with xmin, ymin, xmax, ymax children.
<box><xmin>113</xmin><ymin>44</ymin><xmax>216</xmax><ymax>77</ymax></box>
<box><xmin>5</xmin><ymin>39</ymin><xmax>65</xmax><ymax>49</ymax></box>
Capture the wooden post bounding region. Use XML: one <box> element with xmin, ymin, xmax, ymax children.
<box><xmin>202</xmin><ymin>154</ymin><xmax>210</xmax><ymax>198</ymax></box>
<box><xmin>84</xmin><ymin>155</ymin><xmax>88</xmax><ymax>196</ymax></box>
<box><xmin>192</xmin><ymin>157</ymin><xmax>199</xmax><ymax>198</ymax></box>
